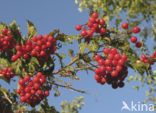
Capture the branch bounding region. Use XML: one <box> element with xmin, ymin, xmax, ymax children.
<box><xmin>2</xmin><ymin>91</ymin><xmax>12</xmax><ymax>104</ymax></box>
<box><xmin>53</xmin><ymin>83</ymin><xmax>88</xmax><ymax>94</ymax></box>
<box><xmin>53</xmin><ymin>56</ymin><xmax>79</xmax><ymax>74</ymax></box>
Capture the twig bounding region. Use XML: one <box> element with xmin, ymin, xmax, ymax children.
<box><xmin>53</xmin><ymin>56</ymin><xmax>79</xmax><ymax>74</ymax></box>
<box><xmin>2</xmin><ymin>91</ymin><xmax>12</xmax><ymax>104</ymax></box>
<box><xmin>53</xmin><ymin>83</ymin><xmax>87</xmax><ymax>94</ymax></box>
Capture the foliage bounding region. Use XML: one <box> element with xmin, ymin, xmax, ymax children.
<box><xmin>0</xmin><ymin>1</ymin><xmax>155</xmax><ymax>112</ymax></box>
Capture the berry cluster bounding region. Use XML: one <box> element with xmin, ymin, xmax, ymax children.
<box><xmin>140</xmin><ymin>51</ymin><xmax>156</xmax><ymax>65</ymax></box>
<box><xmin>94</xmin><ymin>48</ymin><xmax>127</xmax><ymax>88</ymax></box>
<box><xmin>121</xmin><ymin>23</ymin><xmax>142</xmax><ymax>48</ymax></box>
<box><xmin>0</xmin><ymin>28</ymin><xmax>16</xmax><ymax>52</ymax></box>
<box><xmin>0</xmin><ymin>67</ymin><xmax>15</xmax><ymax>79</ymax></box>
<box><xmin>12</xmin><ymin>35</ymin><xmax>56</xmax><ymax>61</ymax></box>
<box><xmin>76</xmin><ymin>12</ymin><xmax>106</xmax><ymax>39</ymax></box>
<box><xmin>105</xmin><ymin>66</ymin><xmax>128</xmax><ymax>89</ymax></box>
<box><xmin>17</xmin><ymin>72</ymin><xmax>50</xmax><ymax>107</ymax></box>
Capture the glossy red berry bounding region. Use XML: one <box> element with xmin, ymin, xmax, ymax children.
<box><xmin>136</xmin><ymin>42</ymin><xmax>142</xmax><ymax>48</ymax></box>
<box><xmin>132</xmin><ymin>27</ymin><xmax>140</xmax><ymax>33</ymax></box>
<box><xmin>121</xmin><ymin>22</ymin><xmax>128</xmax><ymax>29</ymax></box>
<box><xmin>81</xmin><ymin>30</ymin><xmax>87</xmax><ymax>36</ymax></box>
<box><xmin>94</xmin><ymin>55</ymin><xmax>101</xmax><ymax>61</ymax></box>
<box><xmin>91</xmin><ymin>12</ymin><xmax>98</xmax><ymax>19</ymax></box>
<box><xmin>103</xmin><ymin>48</ymin><xmax>110</xmax><ymax>55</ymax></box>
<box><xmin>111</xmin><ymin>70</ymin><xmax>118</xmax><ymax>77</ymax></box>
<box><xmin>100</xmin><ymin>28</ymin><xmax>106</xmax><ymax>34</ymax></box>
<box><xmin>44</xmin><ymin>91</ymin><xmax>49</xmax><ymax>96</ymax></box>
<box><xmin>75</xmin><ymin>25</ymin><xmax>82</xmax><ymax>31</ymax></box>
<box><xmin>99</xmin><ymin>19</ymin><xmax>105</xmax><ymax>26</ymax></box>
<box><xmin>130</xmin><ymin>36</ymin><xmax>137</xmax><ymax>43</ymax></box>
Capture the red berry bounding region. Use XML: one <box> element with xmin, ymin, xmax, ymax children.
<box><xmin>116</xmin><ymin>65</ymin><xmax>122</xmax><ymax>72</ymax></box>
<box><xmin>98</xmin><ymin>59</ymin><xmax>105</xmax><ymax>66</ymax></box>
<box><xmin>121</xmin><ymin>22</ymin><xmax>128</xmax><ymax>29</ymax></box>
<box><xmin>11</xmin><ymin>55</ymin><xmax>18</xmax><ymax>61</ymax></box>
<box><xmin>136</xmin><ymin>42</ymin><xmax>142</xmax><ymax>48</ymax></box>
<box><xmin>16</xmin><ymin>51</ymin><xmax>22</xmax><ymax>57</ymax></box>
<box><xmin>31</xmin><ymin>50</ymin><xmax>37</xmax><ymax>56</ymax></box>
<box><xmin>24</xmin><ymin>75</ymin><xmax>30</xmax><ymax>82</ymax></box>
<box><xmin>121</xmin><ymin>54</ymin><xmax>127</xmax><ymax>60</ymax></box>
<box><xmin>132</xmin><ymin>27</ymin><xmax>140</xmax><ymax>33</ymax></box>
<box><xmin>25</xmin><ymin>93</ymin><xmax>31</xmax><ymax>99</ymax></box>
<box><xmin>141</xmin><ymin>54</ymin><xmax>146</xmax><ymax>59</ymax></box>
<box><xmin>81</xmin><ymin>30</ymin><xmax>87</xmax><ymax>37</ymax></box>
<box><xmin>91</xmin><ymin>12</ymin><xmax>98</xmax><ymax>19</ymax></box>
<box><xmin>94</xmin><ymin>75</ymin><xmax>101</xmax><ymax>82</ymax></box>
<box><xmin>44</xmin><ymin>91</ymin><xmax>49</xmax><ymax>96</ymax></box>
<box><xmin>114</xmin><ymin>54</ymin><xmax>121</xmax><ymax>60</ymax></box>
<box><xmin>118</xmin><ymin>59</ymin><xmax>125</xmax><ymax>66</ymax></box>
<box><xmin>100</xmin><ymin>66</ymin><xmax>106</xmax><ymax>73</ymax></box>
<box><xmin>34</xmin><ymin>83</ymin><xmax>40</xmax><ymax>89</ymax></box>
<box><xmin>88</xmin><ymin>22</ymin><xmax>93</xmax><ymax>28</ymax></box>
<box><xmin>111</xmin><ymin>70</ymin><xmax>118</xmax><ymax>77</ymax></box>
<box><xmin>25</xmin><ymin>87</ymin><xmax>31</xmax><ymax>93</ymax></box>
<box><xmin>2</xmin><ymin>28</ymin><xmax>8</xmax><ymax>34</ymax></box>
<box><xmin>107</xmin><ymin>54</ymin><xmax>114</xmax><ymax>60</ymax></box>
<box><xmin>20</xmin><ymin>96</ymin><xmax>26</xmax><ymax>102</ymax></box>
<box><xmin>100</xmin><ymin>28</ymin><xmax>106</xmax><ymax>34</ymax></box>
<box><xmin>33</xmin><ymin>77</ymin><xmax>39</xmax><ymax>83</ymax></box>
<box><xmin>89</xmin><ymin>17</ymin><xmax>95</xmax><ymax>23</ymax></box>
<box><xmin>36</xmin><ymin>72</ymin><xmax>42</xmax><ymax>78</ymax></box>
<box><xmin>106</xmin><ymin>66</ymin><xmax>113</xmax><ymax>72</ymax></box>
<box><xmin>19</xmin><ymin>79</ymin><xmax>25</xmax><ymax>86</ymax></box>
<box><xmin>100</xmin><ymin>77</ymin><xmax>106</xmax><ymax>85</ymax></box>
<box><xmin>26</xmin><ymin>40</ymin><xmax>32</xmax><ymax>45</ymax></box>
<box><xmin>103</xmin><ymin>48</ymin><xmax>110</xmax><ymax>55</ymax></box>
<box><xmin>94</xmin><ymin>68</ymin><xmax>102</xmax><ymax>75</ymax></box>
<box><xmin>93</xmin><ymin>23</ymin><xmax>99</xmax><ymax>29</ymax></box>
<box><xmin>87</xmin><ymin>29</ymin><xmax>94</xmax><ymax>36</ymax></box>
<box><xmin>110</xmin><ymin>48</ymin><xmax>117</xmax><ymax>54</ymax></box>
<box><xmin>37</xmin><ymin>89</ymin><xmax>43</xmax><ymax>95</ymax></box>
<box><xmin>23</xmin><ymin>54</ymin><xmax>29</xmax><ymax>59</ymax></box>
<box><xmin>94</xmin><ymin>55</ymin><xmax>101</xmax><ymax>61</ymax></box>
<box><xmin>112</xmin><ymin>60</ymin><xmax>118</xmax><ymax>66</ymax></box>
<box><xmin>17</xmin><ymin>89</ymin><xmax>21</xmax><ymax>94</ymax></box>
<box><xmin>105</xmin><ymin>59</ymin><xmax>112</xmax><ymax>66</ymax></box>
<box><xmin>31</xmin><ymin>89</ymin><xmax>36</xmax><ymax>95</ymax></box>
<box><xmin>99</xmin><ymin>19</ymin><xmax>105</xmax><ymax>26</ymax></box>
<box><xmin>130</xmin><ymin>36</ymin><xmax>137</xmax><ymax>43</ymax></box>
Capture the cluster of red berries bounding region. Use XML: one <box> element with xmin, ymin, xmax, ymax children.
<box><xmin>94</xmin><ymin>48</ymin><xmax>127</xmax><ymax>88</ymax></box>
<box><xmin>11</xmin><ymin>35</ymin><xmax>56</xmax><ymax>61</ymax></box>
<box><xmin>16</xmin><ymin>72</ymin><xmax>50</xmax><ymax>107</ymax></box>
<box><xmin>122</xmin><ymin>23</ymin><xmax>142</xmax><ymax>48</ymax></box>
<box><xmin>0</xmin><ymin>28</ymin><xmax>16</xmax><ymax>52</ymax></box>
<box><xmin>0</xmin><ymin>67</ymin><xmax>15</xmax><ymax>79</ymax></box>
<box><xmin>105</xmin><ymin>66</ymin><xmax>128</xmax><ymax>89</ymax></box>
<box><xmin>140</xmin><ymin>51</ymin><xmax>156</xmax><ymax>65</ymax></box>
<box><xmin>76</xmin><ymin>12</ymin><xmax>106</xmax><ymax>39</ymax></box>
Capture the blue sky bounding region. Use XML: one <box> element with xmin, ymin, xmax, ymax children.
<box><xmin>0</xmin><ymin>0</ymin><xmax>155</xmax><ymax>113</ymax></box>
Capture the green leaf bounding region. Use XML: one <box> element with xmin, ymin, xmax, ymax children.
<box><xmin>11</xmin><ymin>59</ymin><xmax>22</xmax><ymax>75</ymax></box>
<box><xmin>0</xmin><ymin>22</ymin><xmax>7</xmax><ymax>33</ymax></box>
<box><xmin>87</xmin><ymin>41</ymin><xmax>99</xmax><ymax>51</ymax></box>
<box><xmin>127</xmin><ymin>76</ymin><xmax>133</xmax><ymax>83</ymax></box>
<box><xmin>8</xmin><ymin>20</ymin><xmax>21</xmax><ymax>41</ymax></box>
<box><xmin>27</xmin><ymin>20</ymin><xmax>37</xmax><ymax>39</ymax></box>
<box><xmin>0</xmin><ymin>58</ymin><xmax>10</xmax><ymax>69</ymax></box>
<box><xmin>79</xmin><ymin>43</ymin><xmax>86</xmax><ymax>54</ymax></box>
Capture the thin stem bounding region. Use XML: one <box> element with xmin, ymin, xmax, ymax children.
<box><xmin>53</xmin><ymin>83</ymin><xmax>87</xmax><ymax>93</ymax></box>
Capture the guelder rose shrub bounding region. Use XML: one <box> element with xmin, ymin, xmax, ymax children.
<box><xmin>0</xmin><ymin>12</ymin><xmax>155</xmax><ymax>112</ymax></box>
